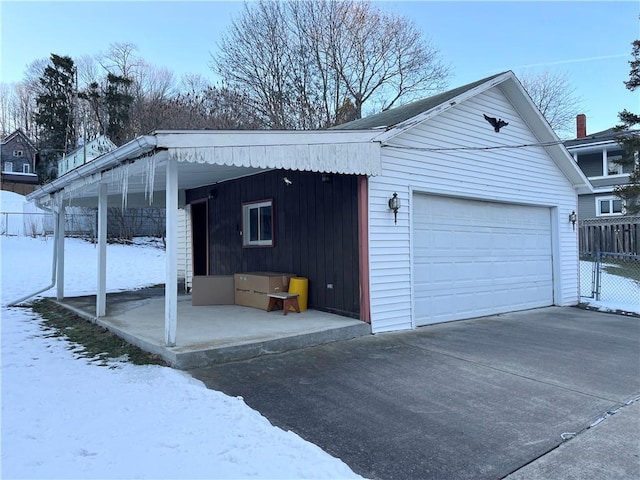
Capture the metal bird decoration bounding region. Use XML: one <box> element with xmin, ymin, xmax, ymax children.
<box><xmin>483</xmin><ymin>114</ymin><xmax>509</xmax><ymax>132</ymax></box>
<box><xmin>283</xmin><ymin>176</ymin><xmax>293</xmax><ymax>186</ymax></box>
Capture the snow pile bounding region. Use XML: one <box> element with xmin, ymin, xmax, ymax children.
<box><xmin>1</xmin><ymin>214</ymin><xmax>361</xmax><ymax>478</ymax></box>
<box><xmin>0</xmin><ymin>190</ymin><xmax>37</xmax><ymax>236</ymax></box>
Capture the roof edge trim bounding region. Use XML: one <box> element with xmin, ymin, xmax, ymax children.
<box><xmin>26</xmin><ymin>135</ymin><xmax>157</xmax><ymax>202</ymax></box>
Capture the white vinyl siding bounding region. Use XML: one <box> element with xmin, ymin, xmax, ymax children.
<box><xmin>368</xmin><ymin>86</ymin><xmax>579</xmax><ymax>333</ymax></box>
<box><xmin>177</xmin><ymin>206</ymin><xmax>193</xmax><ymax>292</ymax></box>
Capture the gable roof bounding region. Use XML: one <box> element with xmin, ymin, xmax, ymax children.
<box><xmin>1</xmin><ymin>129</ymin><xmax>36</xmax><ymax>149</ymax></box>
<box><xmin>332</xmin><ymin>72</ymin><xmax>506</xmax><ymax>131</ymax></box>
<box><xmin>337</xmin><ymin>70</ymin><xmax>592</xmax><ymax>194</ymax></box>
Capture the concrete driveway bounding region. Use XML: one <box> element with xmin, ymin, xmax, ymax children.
<box><xmin>189</xmin><ymin>307</ymin><xmax>640</xmax><ymax>480</ymax></box>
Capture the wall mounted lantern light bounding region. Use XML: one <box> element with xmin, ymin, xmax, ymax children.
<box><xmin>569</xmin><ymin>210</ymin><xmax>577</xmax><ymax>231</ymax></box>
<box><xmin>388</xmin><ymin>192</ymin><xmax>401</xmax><ymax>224</ymax></box>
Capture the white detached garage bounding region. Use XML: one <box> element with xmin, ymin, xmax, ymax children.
<box><xmin>336</xmin><ymin>71</ymin><xmax>592</xmax><ymax>333</ymax></box>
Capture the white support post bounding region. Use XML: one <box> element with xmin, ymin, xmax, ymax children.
<box><xmin>56</xmin><ymin>204</ymin><xmax>65</xmax><ymax>300</ymax></box>
<box><xmin>165</xmin><ymin>160</ymin><xmax>178</xmax><ymax>347</ymax></box>
<box><xmin>97</xmin><ymin>183</ymin><xmax>108</xmax><ymax>317</ymax></box>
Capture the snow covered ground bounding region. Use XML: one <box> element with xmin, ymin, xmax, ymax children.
<box><xmin>1</xmin><ymin>206</ymin><xmax>361</xmax><ymax>479</ymax></box>
<box><xmin>579</xmin><ymin>260</ymin><xmax>640</xmax><ymax>315</ymax></box>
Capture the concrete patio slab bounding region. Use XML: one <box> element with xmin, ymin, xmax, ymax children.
<box><xmin>53</xmin><ymin>289</ymin><xmax>370</xmax><ymax>369</ymax></box>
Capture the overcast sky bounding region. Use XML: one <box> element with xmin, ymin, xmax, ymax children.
<box><xmin>1</xmin><ymin>1</ymin><xmax>638</xmax><ymax>135</ymax></box>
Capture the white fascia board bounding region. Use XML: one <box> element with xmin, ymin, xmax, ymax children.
<box><xmin>373</xmin><ymin>72</ymin><xmax>513</xmax><ymax>143</ymax></box>
<box><xmin>566</xmin><ymin>140</ymin><xmax>620</xmax><ymax>153</ymax></box>
<box><xmin>26</xmin><ymin>136</ymin><xmax>157</xmax><ymax>202</ymax></box>
<box><xmin>549</xmin><ymin>144</ymin><xmax>594</xmax><ymax>195</ymax></box>
<box><xmin>154</xmin><ymin>130</ymin><xmax>379</xmax><ymax>148</ymax></box>
<box><xmin>591</xmin><ymin>186</ymin><xmax>617</xmax><ymax>194</ymax></box>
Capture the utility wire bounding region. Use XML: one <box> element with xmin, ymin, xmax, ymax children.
<box><xmin>381</xmin><ymin>140</ymin><xmax>567</xmax><ymax>152</ymax></box>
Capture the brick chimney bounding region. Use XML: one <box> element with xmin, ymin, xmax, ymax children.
<box><xmin>576</xmin><ymin>114</ymin><xmax>587</xmax><ymax>139</ymax></box>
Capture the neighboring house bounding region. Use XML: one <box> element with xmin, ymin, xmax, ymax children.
<box><xmin>1</xmin><ymin>130</ymin><xmax>39</xmax><ymax>195</ymax></box>
<box><xmin>58</xmin><ymin>135</ymin><xmax>117</xmax><ymax>176</ymax></box>
<box><xmin>25</xmin><ymin>71</ymin><xmax>591</xmax><ymax>345</ymax></box>
<box><xmin>565</xmin><ymin>114</ymin><xmax>639</xmax><ymax>219</ymax></box>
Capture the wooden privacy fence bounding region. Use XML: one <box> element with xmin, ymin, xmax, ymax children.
<box><xmin>579</xmin><ymin>216</ymin><xmax>640</xmax><ymax>255</ymax></box>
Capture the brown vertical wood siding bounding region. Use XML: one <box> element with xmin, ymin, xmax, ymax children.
<box><xmin>186</xmin><ymin>170</ymin><xmax>361</xmax><ymax>318</ymax></box>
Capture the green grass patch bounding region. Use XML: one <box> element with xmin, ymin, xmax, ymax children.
<box><xmin>30</xmin><ymin>299</ymin><xmax>168</xmax><ymax>367</ymax></box>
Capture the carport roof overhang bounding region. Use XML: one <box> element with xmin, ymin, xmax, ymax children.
<box><xmin>27</xmin><ymin>130</ymin><xmax>382</xmax><ymax>208</ymax></box>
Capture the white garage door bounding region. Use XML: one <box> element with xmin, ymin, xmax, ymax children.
<box><xmin>413</xmin><ymin>194</ymin><xmax>553</xmax><ymax>326</ymax></box>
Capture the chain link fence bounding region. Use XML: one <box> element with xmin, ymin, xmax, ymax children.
<box><xmin>580</xmin><ymin>252</ymin><xmax>640</xmax><ymax>311</ymax></box>
<box><xmin>0</xmin><ymin>207</ymin><xmax>166</xmax><ymax>241</ymax></box>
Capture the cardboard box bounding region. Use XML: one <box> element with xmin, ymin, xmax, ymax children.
<box><xmin>234</xmin><ymin>272</ymin><xmax>295</xmax><ymax>310</ymax></box>
<box><xmin>192</xmin><ymin>275</ymin><xmax>235</xmax><ymax>306</ymax></box>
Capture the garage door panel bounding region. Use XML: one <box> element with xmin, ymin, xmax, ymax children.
<box><xmin>413</xmin><ymin>194</ymin><xmax>553</xmax><ymax>326</ymax></box>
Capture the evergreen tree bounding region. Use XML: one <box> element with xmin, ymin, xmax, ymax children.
<box><xmin>104</xmin><ymin>73</ymin><xmax>133</xmax><ymax>145</ymax></box>
<box><xmin>614</xmin><ymin>38</ymin><xmax>640</xmax><ymax>215</ymax></box>
<box><xmin>35</xmin><ymin>54</ymin><xmax>77</xmax><ymax>182</ymax></box>
<box><xmin>80</xmin><ymin>80</ymin><xmax>106</xmax><ymax>137</ymax></box>
<box><xmin>79</xmin><ymin>73</ymin><xmax>134</xmax><ymax>146</ymax></box>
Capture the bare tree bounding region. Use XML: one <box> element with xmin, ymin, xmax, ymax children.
<box><xmin>130</xmin><ymin>62</ymin><xmax>178</xmax><ymax>135</ymax></box>
<box><xmin>160</xmin><ymin>82</ymin><xmax>261</xmax><ymax>130</ymax></box>
<box><xmin>328</xmin><ymin>1</ymin><xmax>449</xmax><ymax>119</ymax></box>
<box><xmin>290</xmin><ymin>0</ymin><xmax>357</xmax><ymax>128</ymax></box>
<box><xmin>12</xmin><ymin>82</ymin><xmax>38</xmax><ymax>138</ymax></box>
<box><xmin>97</xmin><ymin>42</ymin><xmax>143</xmax><ymax>80</ymax></box>
<box><xmin>76</xmin><ymin>54</ymin><xmax>102</xmax><ymax>89</ymax></box>
<box><xmin>519</xmin><ymin>70</ymin><xmax>582</xmax><ymax>137</ymax></box>
<box><xmin>214</xmin><ymin>0</ymin><xmax>450</xmax><ymax>129</ymax></box>
<box><xmin>22</xmin><ymin>59</ymin><xmax>49</xmax><ymax>93</ymax></box>
<box><xmin>0</xmin><ymin>59</ymin><xmax>48</xmax><ymax>138</ymax></box>
<box><xmin>216</xmin><ymin>1</ymin><xmax>297</xmax><ymax>128</ymax></box>
<box><xmin>0</xmin><ymin>83</ymin><xmax>13</xmax><ymax>136</ymax></box>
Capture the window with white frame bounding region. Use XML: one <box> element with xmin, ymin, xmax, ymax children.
<box><xmin>242</xmin><ymin>200</ymin><xmax>274</xmax><ymax>247</ymax></box>
<box><xmin>3</xmin><ymin>161</ymin><xmax>13</xmax><ymax>172</ymax></box>
<box><xmin>23</xmin><ymin>164</ymin><xmax>30</xmax><ymax>173</ymax></box>
<box><xmin>606</xmin><ymin>154</ymin><xmax>623</xmax><ymax>176</ymax></box>
<box><xmin>596</xmin><ymin>196</ymin><xmax>624</xmax><ymax>216</ymax></box>
<box><xmin>13</xmin><ymin>150</ymin><xmax>23</xmax><ymax>157</ymax></box>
